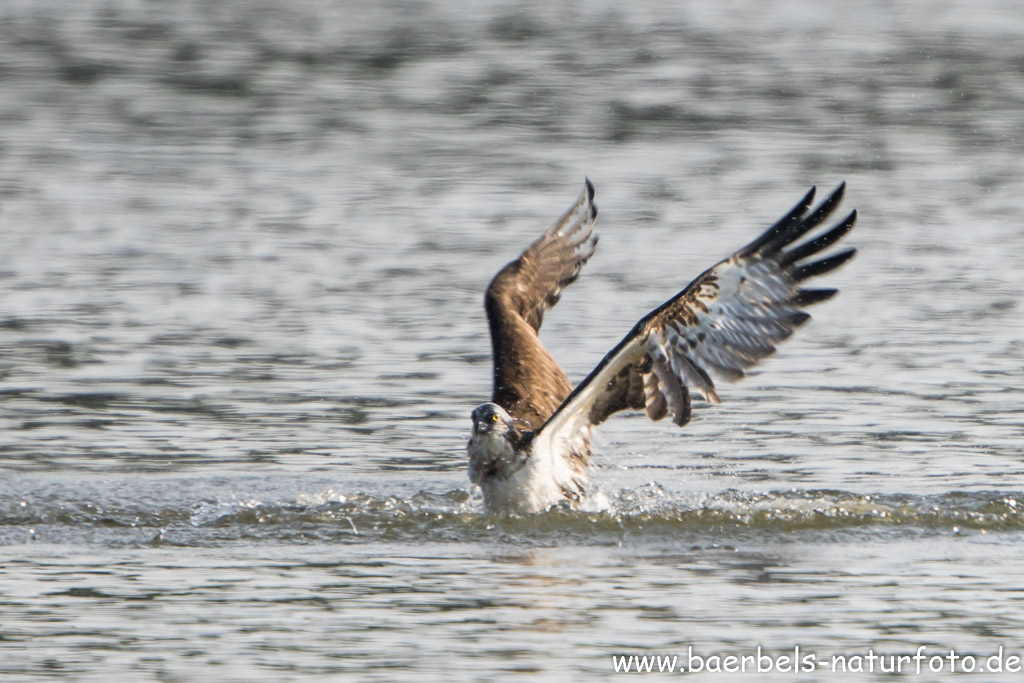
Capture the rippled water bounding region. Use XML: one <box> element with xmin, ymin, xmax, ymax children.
<box><xmin>2</xmin><ymin>0</ymin><xmax>1024</xmax><ymax>679</ymax></box>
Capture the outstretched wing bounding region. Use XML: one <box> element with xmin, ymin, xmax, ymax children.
<box><xmin>486</xmin><ymin>180</ymin><xmax>600</xmax><ymax>429</ymax></box>
<box><xmin>534</xmin><ymin>182</ymin><xmax>856</xmax><ymax>456</ymax></box>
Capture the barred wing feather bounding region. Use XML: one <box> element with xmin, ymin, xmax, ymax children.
<box><xmin>535</xmin><ymin>183</ymin><xmax>856</xmax><ymax>455</ymax></box>
<box><xmin>485</xmin><ymin>180</ymin><xmax>600</xmax><ymax>429</ymax></box>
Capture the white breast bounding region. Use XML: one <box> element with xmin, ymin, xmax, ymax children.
<box><xmin>471</xmin><ymin>428</ymin><xmax>593</xmax><ymax>514</ymax></box>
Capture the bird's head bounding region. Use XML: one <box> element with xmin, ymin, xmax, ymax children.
<box><xmin>468</xmin><ymin>402</ymin><xmax>527</xmax><ymax>485</ymax></box>
<box><xmin>470</xmin><ymin>402</ymin><xmax>514</xmax><ymax>438</ymax></box>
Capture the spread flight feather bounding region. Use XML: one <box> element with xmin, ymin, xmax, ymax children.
<box><xmin>485</xmin><ymin>179</ymin><xmax>598</xmax><ymax>431</ymax></box>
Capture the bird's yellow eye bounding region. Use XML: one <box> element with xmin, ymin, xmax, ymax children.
<box><xmin>491</xmin><ymin>414</ymin><xmax>499</xmax><ymax>422</ymax></box>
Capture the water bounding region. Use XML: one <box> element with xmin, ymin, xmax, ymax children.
<box><xmin>1</xmin><ymin>0</ymin><xmax>1024</xmax><ymax>679</ymax></box>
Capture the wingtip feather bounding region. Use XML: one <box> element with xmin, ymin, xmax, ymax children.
<box><xmin>742</xmin><ymin>184</ymin><xmax>819</xmax><ymax>256</ymax></box>
<box><xmin>793</xmin><ymin>248</ymin><xmax>856</xmax><ymax>281</ymax></box>
<box><xmin>794</xmin><ymin>185</ymin><xmax>817</xmax><ymax>210</ymax></box>
<box><xmin>780</xmin><ymin>208</ymin><xmax>857</xmax><ymax>266</ymax></box>
<box><xmin>790</xmin><ymin>288</ymin><xmax>838</xmax><ymax>306</ymax></box>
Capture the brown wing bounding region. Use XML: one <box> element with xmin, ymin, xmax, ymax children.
<box><xmin>485</xmin><ymin>180</ymin><xmax>599</xmax><ymax>429</ymax></box>
<box><xmin>534</xmin><ymin>183</ymin><xmax>855</xmax><ymax>453</ymax></box>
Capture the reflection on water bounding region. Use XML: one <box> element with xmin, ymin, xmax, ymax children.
<box><xmin>2</xmin><ymin>0</ymin><xmax>1024</xmax><ymax>679</ymax></box>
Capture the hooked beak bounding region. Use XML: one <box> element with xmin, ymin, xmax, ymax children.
<box><xmin>473</xmin><ymin>419</ymin><xmax>491</xmax><ymax>435</ymax></box>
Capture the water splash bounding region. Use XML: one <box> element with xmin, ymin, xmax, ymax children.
<box><xmin>3</xmin><ymin>485</ymin><xmax>1022</xmax><ymax>548</ymax></box>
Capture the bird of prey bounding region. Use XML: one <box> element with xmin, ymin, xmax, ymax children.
<box><xmin>468</xmin><ymin>180</ymin><xmax>856</xmax><ymax>513</ymax></box>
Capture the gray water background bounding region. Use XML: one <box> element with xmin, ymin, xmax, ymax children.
<box><xmin>1</xmin><ymin>0</ymin><xmax>1024</xmax><ymax>679</ymax></box>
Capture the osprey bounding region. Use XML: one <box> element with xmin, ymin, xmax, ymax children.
<box><xmin>468</xmin><ymin>180</ymin><xmax>856</xmax><ymax>513</ymax></box>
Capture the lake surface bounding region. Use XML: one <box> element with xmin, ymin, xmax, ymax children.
<box><xmin>2</xmin><ymin>0</ymin><xmax>1024</xmax><ymax>679</ymax></box>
